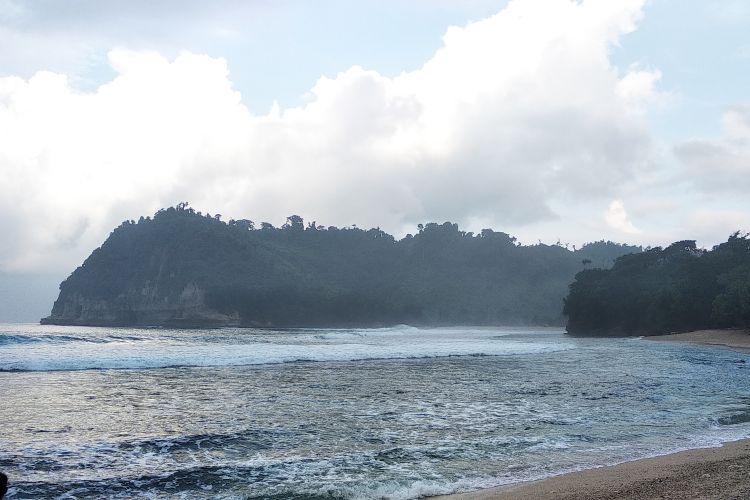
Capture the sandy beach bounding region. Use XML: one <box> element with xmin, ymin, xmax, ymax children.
<box><xmin>645</xmin><ymin>329</ymin><xmax>750</xmax><ymax>351</ymax></box>
<box><xmin>435</xmin><ymin>438</ymin><xmax>750</xmax><ymax>499</ymax></box>
<box><xmin>434</xmin><ymin>329</ymin><xmax>750</xmax><ymax>500</ymax></box>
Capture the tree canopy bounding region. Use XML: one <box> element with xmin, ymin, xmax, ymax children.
<box><xmin>564</xmin><ymin>233</ymin><xmax>750</xmax><ymax>336</ymax></box>
<box><xmin>44</xmin><ymin>204</ymin><xmax>641</xmax><ymax>328</ymax></box>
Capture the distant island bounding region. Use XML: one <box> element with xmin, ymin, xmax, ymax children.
<box><xmin>564</xmin><ymin>234</ymin><xmax>750</xmax><ymax>336</ymax></box>
<box><xmin>41</xmin><ymin>204</ymin><xmax>638</xmax><ymax>328</ymax></box>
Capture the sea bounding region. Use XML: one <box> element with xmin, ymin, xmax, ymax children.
<box><xmin>2</xmin><ymin>324</ymin><xmax>750</xmax><ymax>499</ymax></box>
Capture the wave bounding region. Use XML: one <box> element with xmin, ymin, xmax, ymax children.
<box><xmin>0</xmin><ymin>325</ymin><xmax>573</xmax><ymax>372</ymax></box>
<box><xmin>13</xmin><ymin>432</ymin><xmax>750</xmax><ymax>500</ymax></box>
<box><xmin>0</xmin><ymin>334</ymin><xmax>107</xmax><ymax>345</ymax></box>
<box><xmin>0</xmin><ymin>344</ymin><xmax>571</xmax><ymax>372</ymax></box>
<box><xmin>0</xmin><ymin>333</ymin><xmax>144</xmax><ymax>346</ymax></box>
<box><xmin>0</xmin><ymin>436</ymin><xmax>588</xmax><ymax>499</ymax></box>
<box><xmin>0</xmin><ymin>325</ymin><xmax>572</xmax><ymax>371</ymax></box>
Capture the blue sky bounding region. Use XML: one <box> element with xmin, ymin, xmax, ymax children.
<box><xmin>610</xmin><ymin>0</ymin><xmax>750</xmax><ymax>140</ymax></box>
<box><xmin>0</xmin><ymin>0</ymin><xmax>749</xmax><ymax>321</ymax></box>
<box><xmin>1</xmin><ymin>1</ymin><xmax>508</xmax><ymax>108</ymax></box>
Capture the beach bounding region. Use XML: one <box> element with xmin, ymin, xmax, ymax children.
<box><xmin>436</xmin><ymin>329</ymin><xmax>750</xmax><ymax>500</ymax></box>
<box><xmin>646</xmin><ymin>329</ymin><xmax>750</xmax><ymax>351</ymax></box>
<box><xmin>436</xmin><ymin>438</ymin><xmax>750</xmax><ymax>499</ymax></box>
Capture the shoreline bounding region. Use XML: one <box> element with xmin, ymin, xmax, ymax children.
<box><xmin>644</xmin><ymin>328</ymin><xmax>750</xmax><ymax>352</ymax></box>
<box><xmin>434</xmin><ymin>438</ymin><xmax>750</xmax><ymax>500</ymax></box>
<box><xmin>434</xmin><ymin>329</ymin><xmax>750</xmax><ymax>500</ymax></box>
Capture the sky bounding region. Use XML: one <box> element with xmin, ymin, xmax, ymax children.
<box><xmin>1</xmin><ymin>0</ymin><xmax>749</xmax><ymax>321</ymax></box>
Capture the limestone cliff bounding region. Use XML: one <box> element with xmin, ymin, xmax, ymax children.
<box><xmin>42</xmin><ymin>282</ymin><xmax>239</xmax><ymax>327</ymax></box>
<box><xmin>39</xmin><ymin>207</ymin><xmax>264</xmax><ymax>328</ymax></box>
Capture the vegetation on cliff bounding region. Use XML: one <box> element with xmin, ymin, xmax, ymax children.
<box><xmin>43</xmin><ymin>204</ymin><xmax>640</xmax><ymax>327</ymax></box>
<box><xmin>564</xmin><ymin>233</ymin><xmax>750</xmax><ymax>336</ymax></box>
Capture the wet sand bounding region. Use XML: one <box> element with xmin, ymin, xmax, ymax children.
<box><xmin>645</xmin><ymin>329</ymin><xmax>750</xmax><ymax>352</ymax></box>
<box><xmin>435</xmin><ymin>439</ymin><xmax>750</xmax><ymax>499</ymax></box>
<box><xmin>435</xmin><ymin>329</ymin><xmax>750</xmax><ymax>500</ymax></box>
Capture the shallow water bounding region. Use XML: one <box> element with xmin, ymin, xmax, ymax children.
<box><xmin>2</xmin><ymin>324</ymin><xmax>749</xmax><ymax>499</ymax></box>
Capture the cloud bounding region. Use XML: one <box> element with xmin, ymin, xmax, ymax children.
<box><xmin>686</xmin><ymin>208</ymin><xmax>749</xmax><ymax>243</ymax></box>
<box><xmin>605</xmin><ymin>200</ymin><xmax>641</xmax><ymax>234</ymax></box>
<box><xmin>0</xmin><ymin>0</ymin><xmax>660</xmax><ymax>273</ymax></box>
<box><xmin>675</xmin><ymin>104</ymin><xmax>750</xmax><ymax>192</ymax></box>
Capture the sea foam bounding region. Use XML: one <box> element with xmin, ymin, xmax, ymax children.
<box><xmin>0</xmin><ymin>324</ymin><xmax>569</xmax><ymax>371</ymax></box>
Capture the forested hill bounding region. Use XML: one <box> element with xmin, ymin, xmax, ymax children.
<box><xmin>42</xmin><ymin>205</ymin><xmax>640</xmax><ymax>328</ymax></box>
<box><xmin>564</xmin><ymin>234</ymin><xmax>750</xmax><ymax>336</ymax></box>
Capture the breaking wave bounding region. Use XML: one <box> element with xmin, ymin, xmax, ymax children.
<box><xmin>0</xmin><ymin>324</ymin><xmax>569</xmax><ymax>372</ymax></box>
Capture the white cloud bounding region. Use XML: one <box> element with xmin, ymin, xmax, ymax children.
<box><xmin>605</xmin><ymin>199</ymin><xmax>641</xmax><ymax>234</ymax></box>
<box><xmin>615</xmin><ymin>65</ymin><xmax>667</xmax><ymax>113</ymax></box>
<box><xmin>675</xmin><ymin>104</ymin><xmax>750</xmax><ymax>192</ymax></box>
<box><xmin>686</xmin><ymin>208</ymin><xmax>749</xmax><ymax>244</ymax></box>
<box><xmin>0</xmin><ymin>0</ymin><xmax>661</xmax><ymax>273</ymax></box>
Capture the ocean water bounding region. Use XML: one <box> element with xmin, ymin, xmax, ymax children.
<box><xmin>1</xmin><ymin>324</ymin><xmax>750</xmax><ymax>499</ymax></box>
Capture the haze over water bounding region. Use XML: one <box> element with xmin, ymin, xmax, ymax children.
<box><xmin>2</xmin><ymin>324</ymin><xmax>750</xmax><ymax>499</ymax></box>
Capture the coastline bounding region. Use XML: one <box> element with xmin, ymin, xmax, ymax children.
<box><xmin>434</xmin><ymin>329</ymin><xmax>750</xmax><ymax>500</ymax></box>
<box><xmin>644</xmin><ymin>328</ymin><xmax>750</xmax><ymax>352</ymax></box>
<box><xmin>434</xmin><ymin>438</ymin><xmax>750</xmax><ymax>499</ymax></box>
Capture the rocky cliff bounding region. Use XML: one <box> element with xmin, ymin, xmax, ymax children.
<box><xmin>42</xmin><ymin>282</ymin><xmax>240</xmax><ymax>327</ymax></box>
<box><xmin>40</xmin><ymin>207</ymin><xmax>263</xmax><ymax>327</ymax></box>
